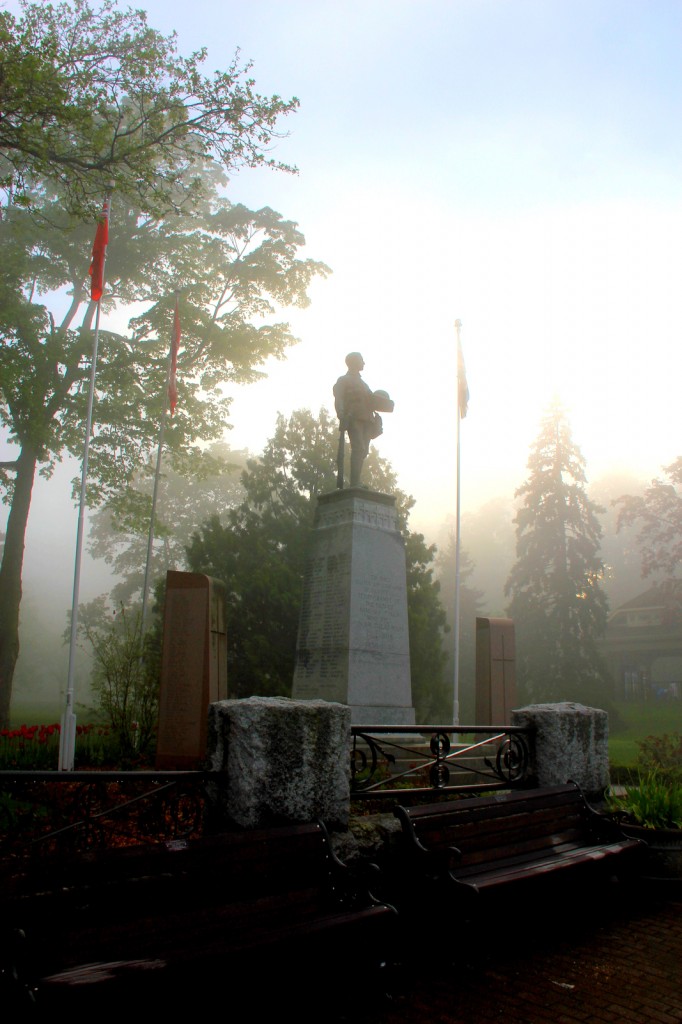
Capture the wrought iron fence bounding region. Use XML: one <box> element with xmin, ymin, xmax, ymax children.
<box><xmin>351</xmin><ymin>724</ymin><xmax>533</xmax><ymax>799</ymax></box>
<box><xmin>0</xmin><ymin>770</ymin><xmax>222</xmax><ymax>859</ymax></box>
<box><xmin>0</xmin><ymin>724</ymin><xmax>534</xmax><ymax>858</ymax></box>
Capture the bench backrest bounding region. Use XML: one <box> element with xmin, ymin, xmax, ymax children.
<box><xmin>2</xmin><ymin>821</ymin><xmax>358</xmax><ymax>986</ymax></box>
<box><xmin>395</xmin><ymin>784</ymin><xmax>595</xmax><ymax>866</ymax></box>
<box><xmin>3</xmin><ymin>822</ymin><xmax>342</xmax><ymax>933</ymax></box>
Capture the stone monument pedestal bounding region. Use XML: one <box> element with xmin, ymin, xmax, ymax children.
<box><xmin>156</xmin><ymin>571</ymin><xmax>227</xmax><ymax>769</ymax></box>
<box><xmin>476</xmin><ymin>617</ymin><xmax>516</xmax><ymax>724</ymax></box>
<box><xmin>292</xmin><ymin>488</ymin><xmax>415</xmax><ymax>726</ymax></box>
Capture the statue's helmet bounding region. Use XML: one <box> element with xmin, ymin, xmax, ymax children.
<box><xmin>345</xmin><ymin>351</ymin><xmax>364</xmax><ymax>370</ymax></box>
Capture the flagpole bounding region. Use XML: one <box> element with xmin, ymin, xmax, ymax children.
<box><xmin>59</xmin><ymin>196</ymin><xmax>111</xmax><ymax>771</ymax></box>
<box><xmin>140</xmin><ymin>404</ymin><xmax>167</xmax><ymax>633</ymax></box>
<box><xmin>140</xmin><ymin>292</ymin><xmax>179</xmax><ymax>634</ymax></box>
<box><xmin>453</xmin><ymin>318</ymin><xmax>464</xmax><ymax>727</ymax></box>
<box><xmin>140</xmin><ymin>355</ymin><xmax>172</xmax><ymax>632</ymax></box>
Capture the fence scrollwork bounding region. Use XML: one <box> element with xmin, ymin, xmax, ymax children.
<box><xmin>351</xmin><ymin>725</ymin><xmax>533</xmax><ymax>799</ymax></box>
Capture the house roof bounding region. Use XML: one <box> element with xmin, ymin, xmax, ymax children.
<box><xmin>610</xmin><ymin>580</ymin><xmax>682</xmax><ymax>614</ymax></box>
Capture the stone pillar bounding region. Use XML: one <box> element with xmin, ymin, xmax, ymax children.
<box><xmin>207</xmin><ymin>697</ymin><xmax>351</xmax><ymax>829</ymax></box>
<box><xmin>476</xmin><ymin>617</ymin><xmax>516</xmax><ymax>725</ymax></box>
<box><xmin>511</xmin><ymin>702</ymin><xmax>610</xmax><ymax>799</ymax></box>
<box><xmin>156</xmin><ymin>571</ymin><xmax>227</xmax><ymax>769</ymax></box>
<box><xmin>292</xmin><ymin>488</ymin><xmax>415</xmax><ymax>726</ymax></box>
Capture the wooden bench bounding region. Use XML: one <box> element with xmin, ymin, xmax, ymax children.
<box><xmin>1</xmin><ymin>820</ymin><xmax>397</xmax><ymax>1010</ymax></box>
<box><xmin>391</xmin><ymin>783</ymin><xmax>646</xmax><ymax>909</ymax></box>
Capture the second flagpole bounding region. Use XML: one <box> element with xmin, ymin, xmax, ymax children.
<box><xmin>140</xmin><ymin>291</ymin><xmax>180</xmax><ymax>635</ymax></box>
<box><xmin>59</xmin><ymin>194</ymin><xmax>112</xmax><ymax>771</ymax></box>
<box><xmin>452</xmin><ymin>318</ymin><xmax>465</xmax><ymax>726</ymax></box>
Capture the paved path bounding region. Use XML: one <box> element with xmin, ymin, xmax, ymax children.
<box><xmin>338</xmin><ymin>886</ymin><xmax>682</xmax><ymax>1024</ymax></box>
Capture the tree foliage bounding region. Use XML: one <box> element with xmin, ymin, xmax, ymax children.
<box><xmin>588</xmin><ymin>472</ymin><xmax>650</xmax><ymax>609</ymax></box>
<box><xmin>186</xmin><ymin>408</ymin><xmax>448</xmax><ymax>721</ymax></box>
<box><xmin>0</xmin><ymin>172</ymin><xmax>329</xmax><ymax>726</ymax></box>
<box><xmin>615</xmin><ymin>457</ymin><xmax>682</xmax><ymax>580</ymax></box>
<box><xmin>459</xmin><ymin>498</ymin><xmax>516</xmax><ymax>617</ymax></box>
<box><xmin>0</xmin><ymin>0</ymin><xmax>298</xmax><ymax>217</ymax></box>
<box><xmin>505</xmin><ymin>402</ymin><xmax>611</xmax><ymax>705</ymax></box>
<box><xmin>88</xmin><ymin>442</ymin><xmax>249</xmax><ymax>603</ymax></box>
<box><xmin>404</xmin><ymin>532</ymin><xmax>450</xmax><ymax>723</ymax></box>
<box><xmin>435</xmin><ymin>538</ymin><xmax>485</xmax><ymax>722</ymax></box>
<box><xmin>70</xmin><ymin>596</ymin><xmax>159</xmax><ymax>758</ymax></box>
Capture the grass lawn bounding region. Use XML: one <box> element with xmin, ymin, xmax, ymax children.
<box><xmin>609</xmin><ymin>700</ymin><xmax>682</xmax><ymax>769</ymax></box>
<box><xmin>9</xmin><ymin>701</ymin><xmax>63</xmax><ymax>726</ymax></box>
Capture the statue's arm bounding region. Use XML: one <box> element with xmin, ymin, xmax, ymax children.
<box><xmin>333</xmin><ymin>379</ymin><xmax>346</xmax><ymax>424</ymax></box>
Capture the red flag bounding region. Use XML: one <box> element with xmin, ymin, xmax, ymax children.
<box><xmin>89</xmin><ymin>199</ymin><xmax>110</xmax><ymax>302</ymax></box>
<box><xmin>168</xmin><ymin>294</ymin><xmax>180</xmax><ymax>415</ymax></box>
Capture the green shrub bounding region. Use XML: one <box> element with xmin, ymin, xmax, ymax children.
<box><xmin>608</xmin><ymin>769</ymin><xmax>682</xmax><ymax>830</ymax></box>
<box><xmin>73</xmin><ymin>599</ymin><xmax>160</xmax><ymax>759</ymax></box>
<box><xmin>636</xmin><ymin>732</ymin><xmax>682</xmax><ymax>782</ymax></box>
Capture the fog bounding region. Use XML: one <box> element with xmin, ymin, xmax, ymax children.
<box><xmin>5</xmin><ymin>451</ymin><xmax>651</xmax><ymax>722</ymax></box>
<box><xmin>3</xmin><ymin>0</ymin><xmax>680</xmax><ymax>718</ymax></box>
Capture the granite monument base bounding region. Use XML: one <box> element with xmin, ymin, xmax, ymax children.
<box><xmin>292</xmin><ymin>488</ymin><xmax>415</xmax><ymax>726</ymax></box>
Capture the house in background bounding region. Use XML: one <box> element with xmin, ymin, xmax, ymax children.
<box><xmin>600</xmin><ymin>581</ymin><xmax>682</xmax><ymax>701</ymax></box>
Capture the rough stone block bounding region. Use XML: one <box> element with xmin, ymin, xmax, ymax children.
<box><xmin>511</xmin><ymin>702</ymin><xmax>610</xmax><ymax>799</ymax></box>
<box><xmin>207</xmin><ymin>696</ymin><xmax>351</xmax><ymax>828</ymax></box>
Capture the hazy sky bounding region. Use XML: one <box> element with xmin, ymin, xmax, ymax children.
<box><xmin>124</xmin><ymin>0</ymin><xmax>681</xmax><ymax>533</ymax></box>
<box><xmin>4</xmin><ymin>0</ymin><xmax>682</xmax><ymax>615</ymax></box>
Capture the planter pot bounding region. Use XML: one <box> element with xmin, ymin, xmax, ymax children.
<box><xmin>620</xmin><ymin>823</ymin><xmax>682</xmax><ymax>879</ymax></box>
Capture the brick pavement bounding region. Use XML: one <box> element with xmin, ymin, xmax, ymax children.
<box><xmin>335</xmin><ymin>886</ymin><xmax>682</xmax><ymax>1024</ymax></box>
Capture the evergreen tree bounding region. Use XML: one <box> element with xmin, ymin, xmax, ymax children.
<box><xmin>505</xmin><ymin>402</ymin><xmax>611</xmax><ymax>705</ymax></box>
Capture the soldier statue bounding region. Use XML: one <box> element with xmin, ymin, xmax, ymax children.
<box><xmin>333</xmin><ymin>352</ymin><xmax>393</xmax><ymax>488</ymax></box>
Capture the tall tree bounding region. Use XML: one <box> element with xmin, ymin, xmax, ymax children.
<box><xmin>615</xmin><ymin>458</ymin><xmax>682</xmax><ymax>580</ymax></box>
<box><xmin>88</xmin><ymin>443</ymin><xmax>249</xmax><ymax>604</ymax></box>
<box><xmin>505</xmin><ymin>402</ymin><xmax>611</xmax><ymax>705</ymax></box>
<box><xmin>0</xmin><ymin>178</ymin><xmax>329</xmax><ymax>726</ymax></box>
<box><xmin>587</xmin><ymin>472</ymin><xmax>649</xmax><ymax>609</ymax></box>
<box><xmin>436</xmin><ymin>538</ymin><xmax>486</xmax><ymax>723</ymax></box>
<box><xmin>186</xmin><ymin>408</ymin><xmax>448</xmax><ymax>720</ymax></box>
<box><xmin>404</xmin><ymin>532</ymin><xmax>450</xmax><ymax>723</ymax></box>
<box><xmin>461</xmin><ymin>498</ymin><xmax>516</xmax><ymax>617</ymax></box>
<box><xmin>0</xmin><ymin>0</ymin><xmax>298</xmax><ymax>218</ymax></box>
